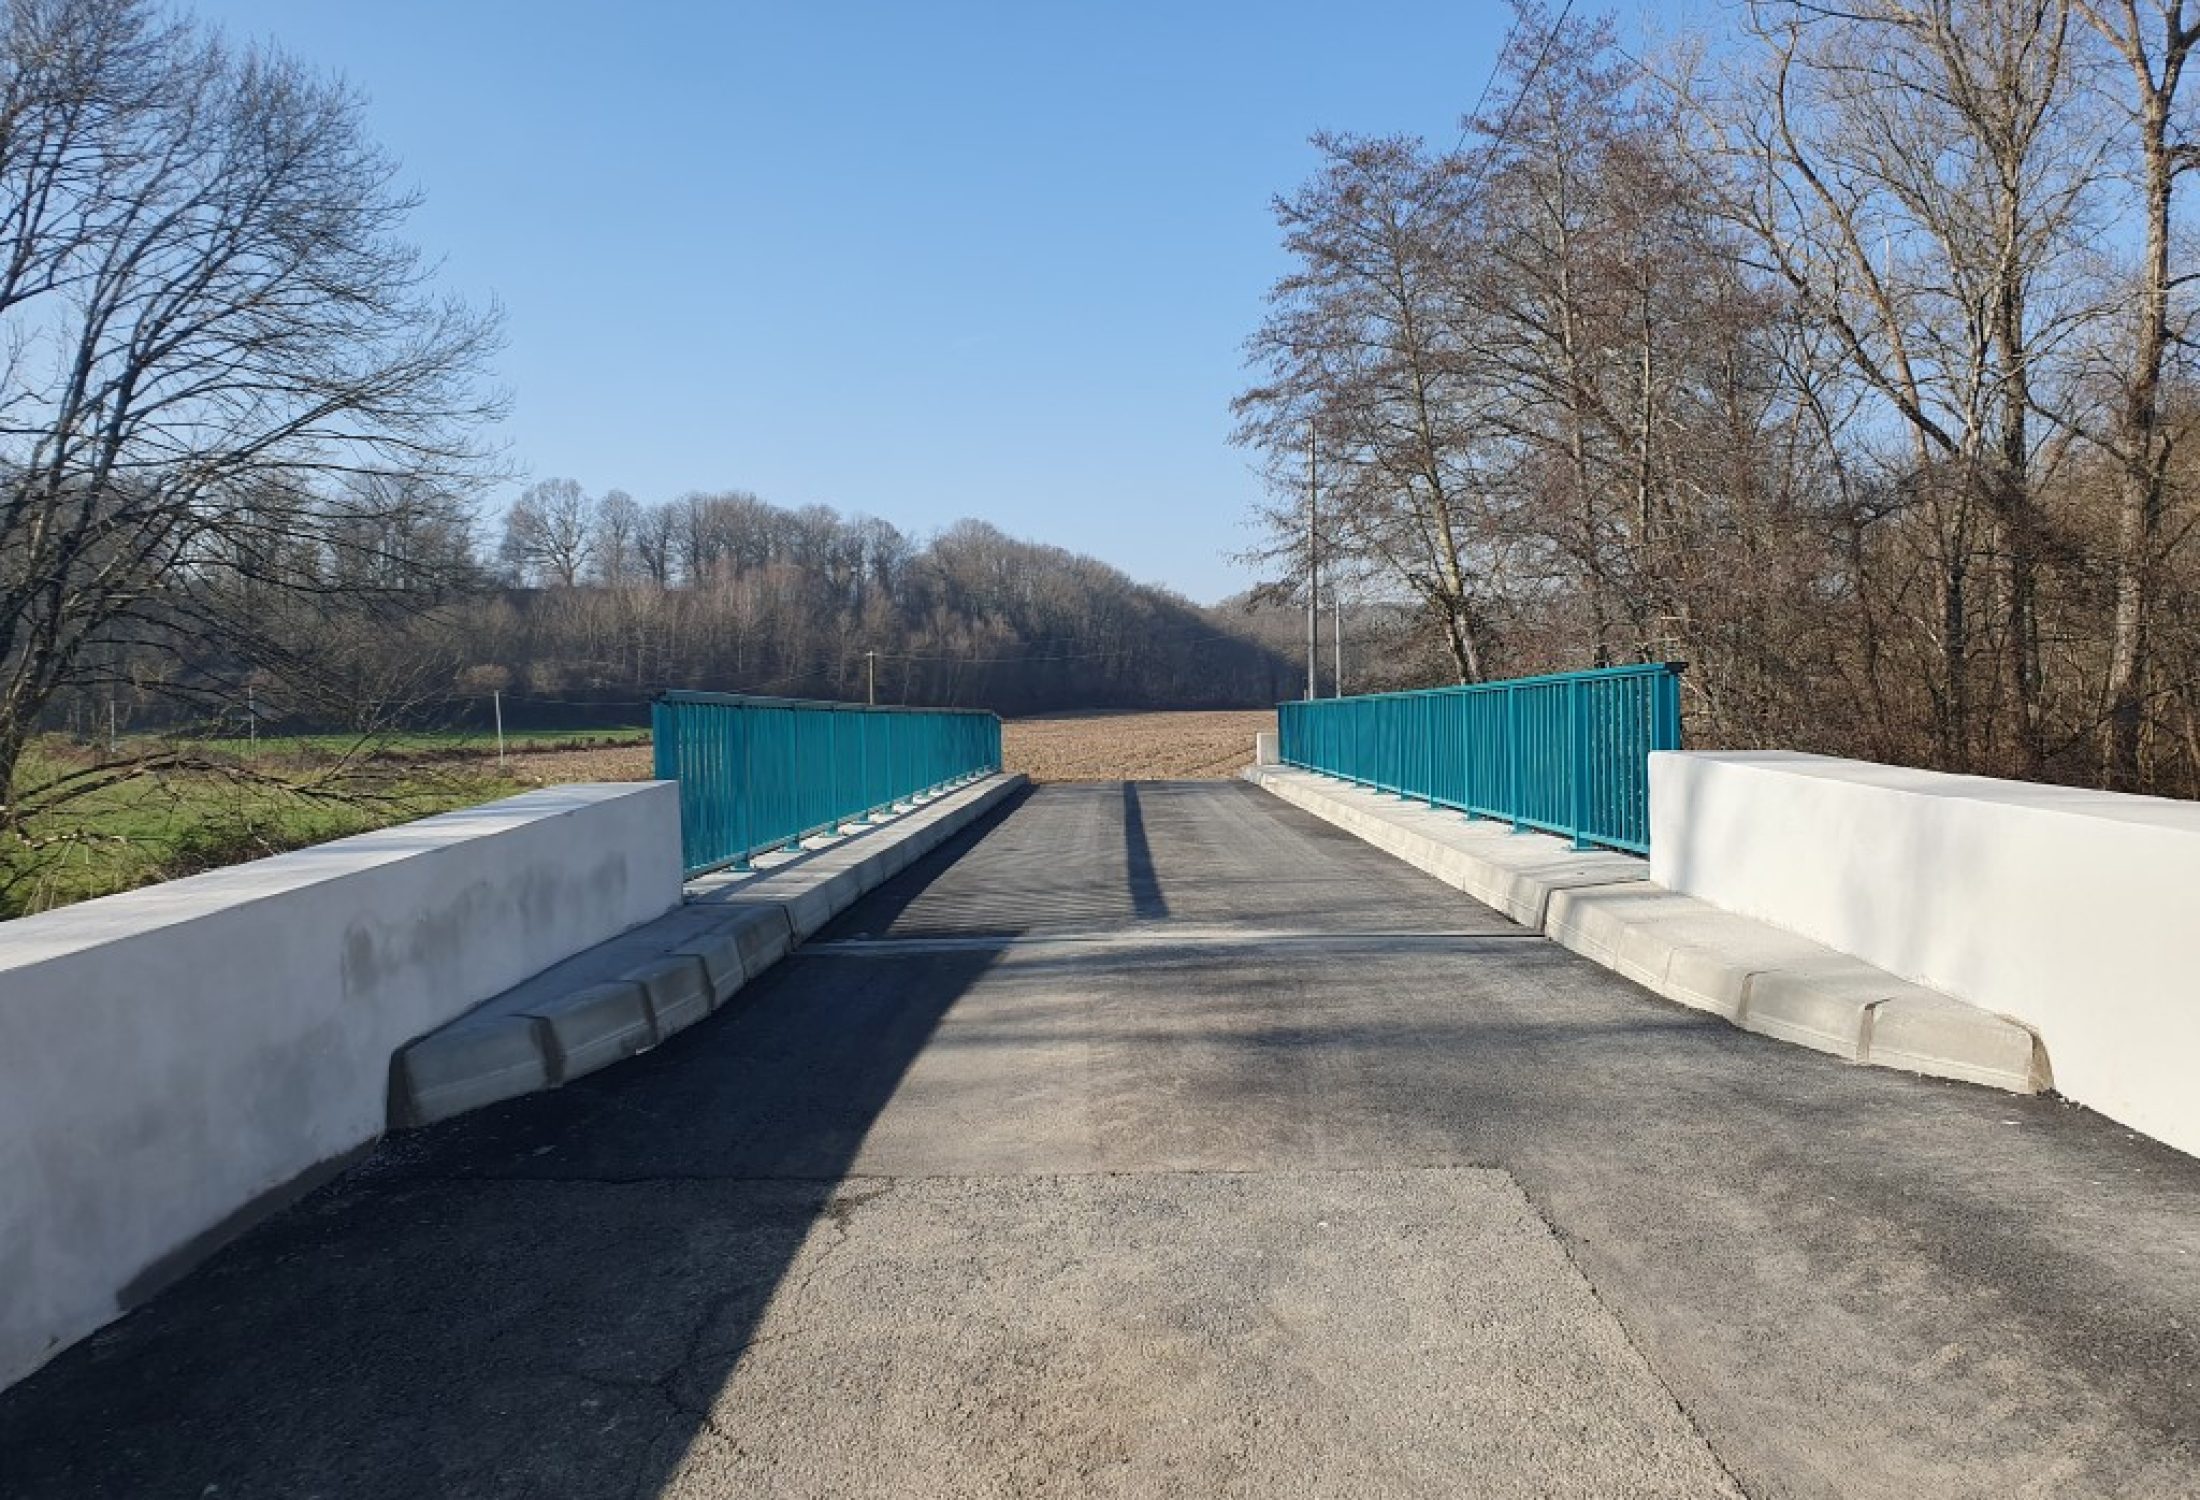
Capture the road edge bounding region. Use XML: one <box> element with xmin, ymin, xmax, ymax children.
<box><xmin>389</xmin><ymin>772</ymin><xmax>1028</xmax><ymax>1127</ymax></box>
<box><xmin>1242</xmin><ymin>764</ymin><xmax>2049</xmax><ymax>1095</ymax></box>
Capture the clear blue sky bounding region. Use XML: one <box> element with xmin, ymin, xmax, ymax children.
<box><xmin>192</xmin><ymin>1</ymin><xmax>1537</xmax><ymax>603</ymax></box>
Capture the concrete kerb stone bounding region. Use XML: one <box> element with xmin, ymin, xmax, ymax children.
<box><xmin>1244</xmin><ymin>764</ymin><xmax>2050</xmax><ymax>1097</ymax></box>
<box><xmin>872</xmin><ymin>833</ymin><xmax>913</xmax><ymax>879</ymax></box>
<box><xmin>386</xmin><ymin>1012</ymin><xmax>550</xmax><ymax>1128</ymax></box>
<box><xmin>1734</xmin><ymin>965</ymin><xmax>1896</xmax><ymax>1062</ymax></box>
<box><xmin>770</xmin><ymin>867</ymin><xmax>865</xmax><ymax>941</ymax></box>
<box><xmin>521</xmin><ymin>981</ymin><xmax>656</xmax><ymax>1083</ymax></box>
<box><xmin>1476</xmin><ymin>859</ymin><xmax>1648</xmax><ymax>931</ymax></box>
<box><xmin>850</xmin><ymin>843</ymin><xmax>898</xmax><ymax>896</ymax></box>
<box><xmin>1545</xmin><ymin>885</ymin><xmax>1872</xmax><ymax>1025</ymax></box>
<box><xmin>625</xmin><ymin>954</ymin><xmax>712</xmax><ymax>1038</ymax></box>
<box><xmin>728</xmin><ymin>903</ymin><xmax>797</xmax><ymax>980</ymax></box>
<box><xmin>890</xmin><ymin>824</ymin><xmax>927</xmax><ymax>868</ymax></box>
<box><xmin>1545</xmin><ymin>885</ymin><xmax>1708</xmax><ymax>995</ymax></box>
<box><xmin>667</xmin><ymin>923</ymin><xmax>745</xmax><ymax>1007</ymax></box>
<box><xmin>667</xmin><ymin>904</ymin><xmax>796</xmax><ymax>1008</ymax></box>
<box><xmin>1657</xmin><ymin>946</ymin><xmax>1754</xmax><ymax>1022</ymax></box>
<box><xmin>387</xmin><ymin>772</ymin><xmax>1026</xmax><ymax>1128</ymax></box>
<box><xmin>1867</xmin><ymin>994</ymin><xmax>2052</xmax><ymax>1092</ymax></box>
<box><xmin>1549</xmin><ymin>880</ymin><xmax>2053</xmax><ymax>1083</ymax></box>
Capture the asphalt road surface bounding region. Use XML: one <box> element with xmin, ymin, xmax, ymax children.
<box><xmin>3</xmin><ymin>781</ymin><xmax>2196</xmax><ymax>1498</ymax></box>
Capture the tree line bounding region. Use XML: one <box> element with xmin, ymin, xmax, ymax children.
<box><xmin>465</xmin><ymin>481</ymin><xmax>1291</xmax><ymax>716</ymax></box>
<box><xmin>33</xmin><ymin>472</ymin><xmax>1298</xmax><ymax>743</ymax></box>
<box><xmin>1236</xmin><ymin>0</ymin><xmax>2200</xmax><ymax>795</ymax></box>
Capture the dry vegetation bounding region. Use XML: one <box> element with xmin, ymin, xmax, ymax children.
<box><xmin>1004</xmin><ymin>710</ymin><xmax>1274</xmax><ymax>782</ymax></box>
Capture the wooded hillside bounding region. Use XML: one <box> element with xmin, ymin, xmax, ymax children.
<box><xmin>467</xmin><ymin>490</ymin><xmax>1294</xmax><ymax>717</ymax></box>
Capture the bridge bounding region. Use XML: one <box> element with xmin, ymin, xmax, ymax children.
<box><xmin>2</xmin><ymin>681</ymin><xmax>2197</xmax><ymax>1498</ymax></box>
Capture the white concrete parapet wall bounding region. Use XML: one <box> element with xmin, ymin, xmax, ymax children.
<box><xmin>0</xmin><ymin>783</ymin><xmax>681</xmax><ymax>1390</ymax></box>
<box><xmin>1650</xmin><ymin>751</ymin><xmax>2200</xmax><ymax>1157</ymax></box>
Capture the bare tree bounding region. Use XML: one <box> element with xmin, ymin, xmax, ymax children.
<box><xmin>591</xmin><ymin>488</ymin><xmax>640</xmax><ymax>585</ymax></box>
<box><xmin>1235</xmin><ymin>134</ymin><xmax>1500</xmax><ymax>682</ymax></box>
<box><xmin>1716</xmin><ymin>0</ymin><xmax>2102</xmax><ymax>771</ymax></box>
<box><xmin>498</xmin><ymin>478</ymin><xmax>592</xmax><ymax>586</ymax></box>
<box><xmin>0</xmin><ymin>0</ymin><xmax>500</xmax><ymax>868</ymax></box>
<box><xmin>1465</xmin><ymin>4</ymin><xmax>1643</xmax><ymax>666</ymax></box>
<box><xmin>634</xmin><ymin>500</ymin><xmax>678</xmax><ymax>587</ymax></box>
<box><xmin>674</xmin><ymin>492</ymin><xmax>721</xmax><ymax>584</ymax></box>
<box><xmin>2069</xmin><ymin>1</ymin><xmax>2200</xmax><ymax>785</ymax></box>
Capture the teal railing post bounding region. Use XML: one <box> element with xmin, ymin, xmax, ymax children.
<box><xmin>1653</xmin><ymin>662</ymin><xmax>1684</xmax><ymax>752</ymax></box>
<box><xmin>1459</xmin><ymin>689</ymin><xmax>1477</xmax><ymax>822</ymax></box>
<box><xmin>727</xmin><ymin>702</ymin><xmax>745</xmax><ymax>870</ymax></box>
<box><xmin>1507</xmin><ymin>684</ymin><xmax>1526</xmax><ymax>834</ymax></box>
<box><xmin>781</xmin><ymin>707</ymin><xmax>804</xmax><ymax>852</ymax></box>
<box><xmin>1567</xmin><ymin>674</ymin><xmax>1592</xmax><ymax>851</ymax></box>
<box><xmin>1424</xmin><ymin>693</ymin><xmax>1438</xmax><ymax>808</ymax></box>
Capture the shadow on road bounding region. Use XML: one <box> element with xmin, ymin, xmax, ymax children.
<box><xmin>0</xmin><ymin>791</ymin><xmax>1031</xmax><ymax>1500</ymax></box>
<box><xmin>1120</xmin><ymin>781</ymin><xmax>1170</xmax><ymax>920</ymax></box>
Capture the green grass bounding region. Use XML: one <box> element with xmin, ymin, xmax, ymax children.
<box><xmin>170</xmin><ymin>725</ymin><xmax>653</xmax><ymax>761</ymax></box>
<box><xmin>2</xmin><ymin>745</ymin><xmax>529</xmax><ymax>918</ymax></box>
<box><xmin>3</xmin><ymin>723</ymin><xmax>653</xmax><ymax>917</ymax></box>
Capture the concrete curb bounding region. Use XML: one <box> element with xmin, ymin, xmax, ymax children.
<box><xmin>668</xmin><ymin>903</ymin><xmax>794</xmax><ymax>1006</ymax></box>
<box><xmin>1246</xmin><ymin>763</ymin><xmax>1648</xmax><ymax>927</ymax></box>
<box><xmin>525</xmin><ymin>981</ymin><xmax>655</xmax><ymax>1081</ymax></box>
<box><xmin>1243</xmin><ymin>765</ymin><xmax>2050</xmax><ymax>1095</ymax></box>
<box><xmin>388</xmin><ymin>772</ymin><xmax>1027</xmax><ymax>1127</ymax></box>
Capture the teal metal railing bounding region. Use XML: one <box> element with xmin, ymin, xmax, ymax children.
<box><xmin>652</xmin><ymin>692</ymin><xmax>1003</xmax><ymax>876</ymax></box>
<box><xmin>1276</xmin><ymin>663</ymin><xmax>1684</xmax><ymax>854</ymax></box>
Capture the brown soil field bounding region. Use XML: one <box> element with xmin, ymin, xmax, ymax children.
<box><xmin>496</xmin><ymin>744</ymin><xmax>654</xmax><ymax>784</ymax></box>
<box><xmin>1004</xmin><ymin>709</ymin><xmax>1274</xmax><ymax>782</ymax></box>
<box><xmin>473</xmin><ymin>708</ymin><xmax>1276</xmax><ymax>789</ymax></box>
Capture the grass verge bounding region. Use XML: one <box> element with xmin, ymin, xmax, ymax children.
<box><xmin>2</xmin><ymin>742</ymin><xmax>531</xmax><ymax>919</ymax></box>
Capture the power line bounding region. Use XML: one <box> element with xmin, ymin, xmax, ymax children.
<box><xmin>1445</xmin><ymin>7</ymin><xmax>1526</xmax><ymax>158</ymax></box>
<box><xmin>1394</xmin><ymin>5</ymin><xmax>1536</xmax><ymax>240</ymax></box>
<box><xmin>1447</xmin><ymin>0</ymin><xmax>1578</xmax><ymax>182</ymax></box>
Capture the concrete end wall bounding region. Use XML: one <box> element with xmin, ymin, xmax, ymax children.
<box><xmin>0</xmin><ymin>782</ymin><xmax>681</xmax><ymax>1390</ymax></box>
<box><xmin>1650</xmin><ymin>751</ymin><xmax>2200</xmax><ymax>1156</ymax></box>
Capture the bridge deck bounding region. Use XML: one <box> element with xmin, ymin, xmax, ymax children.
<box><xmin>4</xmin><ymin>781</ymin><xmax>2196</xmax><ymax>1498</ymax></box>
